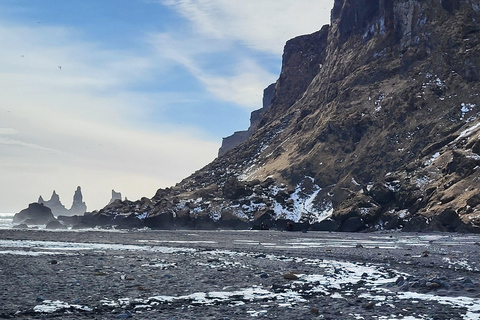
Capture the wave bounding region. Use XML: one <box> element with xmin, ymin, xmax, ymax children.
<box><xmin>0</xmin><ymin>213</ymin><xmax>14</xmax><ymax>218</ymax></box>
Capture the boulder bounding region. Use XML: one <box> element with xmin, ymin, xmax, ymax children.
<box><xmin>222</xmin><ymin>177</ymin><xmax>251</xmax><ymax>200</ymax></box>
<box><xmin>13</xmin><ymin>223</ymin><xmax>28</xmax><ymax>229</ymax></box>
<box><xmin>310</xmin><ymin>219</ymin><xmax>341</xmax><ymax>231</ymax></box>
<box><xmin>341</xmin><ymin>217</ymin><xmax>366</xmax><ymax>232</ymax></box>
<box><xmin>467</xmin><ymin>194</ymin><xmax>480</xmax><ymax>208</ymax></box>
<box><xmin>369</xmin><ymin>183</ymin><xmax>394</xmax><ymax>204</ymax></box>
<box><xmin>46</xmin><ymin>220</ymin><xmax>68</xmax><ymax>230</ymax></box>
<box><xmin>57</xmin><ymin>215</ymin><xmax>83</xmax><ymax>226</ymax></box>
<box><xmin>144</xmin><ymin>212</ymin><xmax>174</xmax><ymax>230</ymax></box>
<box><xmin>115</xmin><ymin>214</ymin><xmax>145</xmax><ymax>229</ymax></box>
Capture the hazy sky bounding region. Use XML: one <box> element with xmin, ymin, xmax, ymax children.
<box><xmin>0</xmin><ymin>0</ymin><xmax>333</xmax><ymax>213</ymax></box>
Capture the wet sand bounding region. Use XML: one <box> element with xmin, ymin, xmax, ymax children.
<box><xmin>1</xmin><ymin>229</ymin><xmax>480</xmax><ymax>319</ymax></box>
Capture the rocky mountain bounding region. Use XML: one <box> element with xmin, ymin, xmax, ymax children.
<box><xmin>38</xmin><ymin>187</ymin><xmax>87</xmax><ymax>216</ymax></box>
<box><xmin>87</xmin><ymin>0</ymin><xmax>480</xmax><ymax>232</ymax></box>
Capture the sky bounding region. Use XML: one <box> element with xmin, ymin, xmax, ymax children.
<box><xmin>0</xmin><ymin>0</ymin><xmax>333</xmax><ymax>213</ymax></box>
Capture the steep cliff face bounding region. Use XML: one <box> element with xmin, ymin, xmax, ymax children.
<box><xmin>93</xmin><ymin>0</ymin><xmax>480</xmax><ymax>232</ymax></box>
<box><xmin>218</xmin><ymin>83</ymin><xmax>276</xmax><ymax>157</ymax></box>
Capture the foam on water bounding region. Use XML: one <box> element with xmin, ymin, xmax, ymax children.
<box><xmin>0</xmin><ymin>239</ymin><xmax>196</xmax><ymax>254</ymax></box>
<box><xmin>0</xmin><ymin>213</ymin><xmax>14</xmax><ymax>229</ymax></box>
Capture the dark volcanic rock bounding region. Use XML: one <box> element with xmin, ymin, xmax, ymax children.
<box><xmin>57</xmin><ymin>215</ymin><xmax>83</xmax><ymax>226</ymax></box>
<box><xmin>144</xmin><ymin>213</ymin><xmax>174</xmax><ymax>230</ymax></box>
<box><xmin>13</xmin><ymin>203</ymin><xmax>56</xmax><ymax>225</ymax></box>
<box><xmin>341</xmin><ymin>217</ymin><xmax>366</xmax><ymax>232</ymax></box>
<box><xmin>46</xmin><ymin>220</ymin><xmax>67</xmax><ymax>230</ymax></box>
<box><xmin>79</xmin><ymin>0</ymin><xmax>480</xmax><ymax>232</ymax></box>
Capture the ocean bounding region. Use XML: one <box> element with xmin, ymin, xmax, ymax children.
<box><xmin>0</xmin><ymin>213</ymin><xmax>14</xmax><ymax>228</ymax></box>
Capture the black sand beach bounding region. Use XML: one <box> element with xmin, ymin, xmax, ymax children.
<box><xmin>1</xmin><ymin>229</ymin><xmax>480</xmax><ymax>319</ymax></box>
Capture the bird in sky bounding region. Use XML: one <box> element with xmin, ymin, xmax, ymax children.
<box><xmin>58</xmin><ymin>66</ymin><xmax>61</xmax><ymax>70</ymax></box>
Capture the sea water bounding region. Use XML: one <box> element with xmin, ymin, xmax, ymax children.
<box><xmin>0</xmin><ymin>213</ymin><xmax>14</xmax><ymax>228</ymax></box>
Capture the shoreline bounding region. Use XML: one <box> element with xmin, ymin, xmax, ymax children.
<box><xmin>1</xmin><ymin>229</ymin><xmax>480</xmax><ymax>319</ymax></box>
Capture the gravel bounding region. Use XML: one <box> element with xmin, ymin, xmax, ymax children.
<box><xmin>1</xmin><ymin>229</ymin><xmax>480</xmax><ymax>319</ymax></box>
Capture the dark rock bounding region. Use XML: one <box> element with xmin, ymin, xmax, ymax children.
<box><xmin>472</xmin><ymin>140</ymin><xmax>480</xmax><ymax>155</ymax></box>
<box><xmin>283</xmin><ymin>273</ymin><xmax>299</xmax><ymax>280</ymax></box>
<box><xmin>310</xmin><ymin>219</ymin><xmax>341</xmax><ymax>231</ymax></box>
<box><xmin>467</xmin><ymin>194</ymin><xmax>480</xmax><ymax>208</ymax></box>
<box><xmin>341</xmin><ymin>217</ymin><xmax>366</xmax><ymax>232</ymax></box>
<box><xmin>441</xmin><ymin>0</ymin><xmax>461</xmax><ymax>13</ymax></box>
<box><xmin>13</xmin><ymin>203</ymin><xmax>55</xmax><ymax>225</ymax></box>
<box><xmin>363</xmin><ymin>301</ymin><xmax>375</xmax><ymax>310</ymax></box>
<box><xmin>445</xmin><ymin>151</ymin><xmax>480</xmax><ymax>178</ymax></box>
<box><xmin>57</xmin><ymin>215</ymin><xmax>83</xmax><ymax>226</ymax></box>
<box><xmin>369</xmin><ymin>183</ymin><xmax>394</xmax><ymax>204</ymax></box>
<box><xmin>222</xmin><ymin>177</ymin><xmax>250</xmax><ymax>200</ymax></box>
<box><xmin>45</xmin><ymin>220</ymin><xmax>67</xmax><ymax>230</ymax></box>
<box><xmin>403</xmin><ymin>216</ymin><xmax>428</xmax><ymax>232</ymax></box>
<box><xmin>433</xmin><ymin>208</ymin><xmax>464</xmax><ymax>232</ymax></box>
<box><xmin>13</xmin><ymin>223</ymin><xmax>28</xmax><ymax>229</ymax></box>
<box><xmin>115</xmin><ymin>214</ymin><xmax>145</xmax><ymax>229</ymax></box>
<box><xmin>396</xmin><ymin>276</ymin><xmax>405</xmax><ymax>286</ymax></box>
<box><xmin>144</xmin><ymin>213</ymin><xmax>174</xmax><ymax>230</ymax></box>
<box><xmin>116</xmin><ymin>310</ymin><xmax>133</xmax><ymax>319</ymax></box>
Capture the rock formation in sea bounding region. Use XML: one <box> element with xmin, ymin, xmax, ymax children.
<box><xmin>13</xmin><ymin>203</ymin><xmax>56</xmax><ymax>226</ymax></box>
<box><xmin>69</xmin><ymin>186</ymin><xmax>87</xmax><ymax>216</ymax></box>
<box><xmin>38</xmin><ymin>191</ymin><xmax>69</xmax><ymax>216</ymax></box>
<box><xmin>108</xmin><ymin>190</ymin><xmax>122</xmax><ymax>205</ymax></box>
<box><xmin>85</xmin><ymin>0</ymin><xmax>480</xmax><ymax>232</ymax></box>
<box><xmin>38</xmin><ymin>187</ymin><xmax>87</xmax><ymax>217</ymax></box>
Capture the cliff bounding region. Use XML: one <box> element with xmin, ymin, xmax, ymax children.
<box><xmin>89</xmin><ymin>0</ymin><xmax>480</xmax><ymax>232</ymax></box>
<box><xmin>218</xmin><ymin>83</ymin><xmax>276</xmax><ymax>157</ymax></box>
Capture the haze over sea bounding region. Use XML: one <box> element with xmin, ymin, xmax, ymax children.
<box><xmin>0</xmin><ymin>213</ymin><xmax>14</xmax><ymax>228</ymax></box>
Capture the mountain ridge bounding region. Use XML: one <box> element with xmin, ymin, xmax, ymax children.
<box><xmin>83</xmin><ymin>0</ymin><xmax>480</xmax><ymax>232</ymax></box>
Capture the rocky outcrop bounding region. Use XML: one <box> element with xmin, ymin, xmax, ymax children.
<box><xmin>38</xmin><ymin>187</ymin><xmax>87</xmax><ymax>216</ymax></box>
<box><xmin>38</xmin><ymin>191</ymin><xmax>69</xmax><ymax>216</ymax></box>
<box><xmin>70</xmin><ymin>186</ymin><xmax>87</xmax><ymax>216</ymax></box>
<box><xmin>108</xmin><ymin>189</ymin><xmax>122</xmax><ymax>205</ymax></box>
<box><xmin>83</xmin><ymin>0</ymin><xmax>480</xmax><ymax>232</ymax></box>
<box><xmin>13</xmin><ymin>203</ymin><xmax>56</xmax><ymax>225</ymax></box>
<box><xmin>218</xmin><ymin>84</ymin><xmax>276</xmax><ymax>157</ymax></box>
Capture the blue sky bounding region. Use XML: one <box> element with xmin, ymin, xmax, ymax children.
<box><xmin>0</xmin><ymin>0</ymin><xmax>332</xmax><ymax>212</ymax></box>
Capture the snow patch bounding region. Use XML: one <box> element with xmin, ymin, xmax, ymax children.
<box><xmin>272</xmin><ymin>177</ymin><xmax>332</xmax><ymax>223</ymax></box>
<box><xmin>34</xmin><ymin>300</ymin><xmax>92</xmax><ymax>313</ymax></box>
<box><xmin>424</xmin><ymin>152</ymin><xmax>440</xmax><ymax>166</ymax></box>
